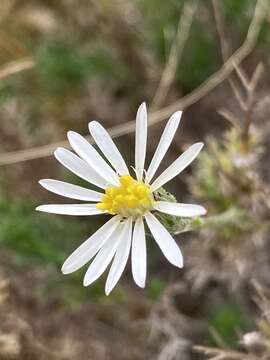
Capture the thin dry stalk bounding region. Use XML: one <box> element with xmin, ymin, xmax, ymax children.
<box><xmin>212</xmin><ymin>0</ymin><xmax>246</xmax><ymax>111</ymax></box>
<box><xmin>0</xmin><ymin>57</ymin><xmax>35</xmax><ymax>81</ymax></box>
<box><xmin>242</xmin><ymin>63</ymin><xmax>264</xmax><ymax>141</ymax></box>
<box><xmin>0</xmin><ymin>0</ymin><xmax>267</xmax><ymax>166</ymax></box>
<box><xmin>212</xmin><ymin>0</ymin><xmax>265</xmax><ymax>143</ymax></box>
<box><xmin>151</xmin><ymin>0</ymin><xmax>198</xmax><ymax>110</ymax></box>
<box><xmin>194</xmin><ymin>345</ymin><xmax>257</xmax><ymax>360</ymax></box>
<box><xmin>218</xmin><ymin>60</ymin><xmax>264</xmax><ymax>144</ymax></box>
<box><xmin>217</xmin><ymin>109</ymin><xmax>242</xmax><ymax>131</ymax></box>
<box><xmin>233</xmin><ymin>64</ymin><xmax>250</xmax><ymax>90</ymax></box>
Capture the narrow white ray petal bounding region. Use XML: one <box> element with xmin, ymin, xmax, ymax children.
<box><xmin>89</xmin><ymin>121</ymin><xmax>129</xmax><ymax>175</ymax></box>
<box><xmin>83</xmin><ymin>221</ymin><xmax>126</xmax><ymax>286</ymax></box>
<box><xmin>131</xmin><ymin>217</ymin><xmax>146</xmax><ymax>288</ymax></box>
<box><xmin>154</xmin><ymin>201</ymin><xmax>207</xmax><ymax>217</ymax></box>
<box><xmin>62</xmin><ymin>216</ymin><xmax>121</xmax><ymax>274</ymax></box>
<box><xmin>145</xmin><ymin>212</ymin><xmax>183</xmax><ymax>268</ymax></box>
<box><xmin>54</xmin><ymin>147</ymin><xmax>107</xmax><ymax>189</ymax></box>
<box><xmin>150</xmin><ymin>142</ymin><xmax>204</xmax><ymax>191</ymax></box>
<box><xmin>105</xmin><ymin>218</ymin><xmax>133</xmax><ymax>295</ymax></box>
<box><xmin>39</xmin><ymin>179</ymin><xmax>103</xmax><ymax>202</ymax></box>
<box><xmin>67</xmin><ymin>131</ymin><xmax>119</xmax><ymax>186</ymax></box>
<box><xmin>135</xmin><ymin>102</ymin><xmax>147</xmax><ymax>180</ymax></box>
<box><xmin>36</xmin><ymin>204</ymin><xmax>104</xmax><ymax>216</ymax></box>
<box><xmin>145</xmin><ymin>111</ymin><xmax>182</xmax><ymax>184</ymax></box>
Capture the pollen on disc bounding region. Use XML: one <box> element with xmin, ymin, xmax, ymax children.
<box><xmin>96</xmin><ymin>175</ymin><xmax>153</xmax><ymax>217</ymax></box>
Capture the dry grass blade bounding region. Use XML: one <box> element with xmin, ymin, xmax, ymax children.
<box><xmin>217</xmin><ymin>109</ymin><xmax>242</xmax><ymax>131</ymax></box>
<box><xmin>151</xmin><ymin>0</ymin><xmax>198</xmax><ymax>110</ymax></box>
<box><xmin>0</xmin><ymin>0</ymin><xmax>267</xmax><ymax>166</ymax></box>
<box><xmin>0</xmin><ymin>279</ymin><xmax>9</xmax><ymax>304</ymax></box>
<box><xmin>212</xmin><ymin>0</ymin><xmax>266</xmax><ymax>142</ymax></box>
<box><xmin>194</xmin><ymin>345</ymin><xmax>257</xmax><ymax>360</ymax></box>
<box><xmin>249</xmin><ymin>62</ymin><xmax>264</xmax><ymax>92</ymax></box>
<box><xmin>242</xmin><ymin>62</ymin><xmax>264</xmax><ymax>140</ymax></box>
<box><xmin>0</xmin><ymin>57</ymin><xmax>35</xmax><ymax>81</ymax></box>
<box><xmin>212</xmin><ymin>0</ymin><xmax>246</xmax><ymax>111</ymax></box>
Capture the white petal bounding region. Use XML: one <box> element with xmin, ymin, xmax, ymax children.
<box><xmin>62</xmin><ymin>216</ymin><xmax>121</xmax><ymax>274</ymax></box>
<box><xmin>131</xmin><ymin>217</ymin><xmax>146</xmax><ymax>288</ymax></box>
<box><xmin>145</xmin><ymin>212</ymin><xmax>183</xmax><ymax>268</ymax></box>
<box><xmin>89</xmin><ymin>121</ymin><xmax>129</xmax><ymax>175</ymax></box>
<box><xmin>105</xmin><ymin>218</ymin><xmax>133</xmax><ymax>295</ymax></box>
<box><xmin>83</xmin><ymin>222</ymin><xmax>126</xmax><ymax>286</ymax></box>
<box><xmin>154</xmin><ymin>201</ymin><xmax>206</xmax><ymax>217</ymax></box>
<box><xmin>36</xmin><ymin>204</ymin><xmax>104</xmax><ymax>216</ymax></box>
<box><xmin>67</xmin><ymin>131</ymin><xmax>119</xmax><ymax>186</ymax></box>
<box><xmin>150</xmin><ymin>142</ymin><xmax>204</xmax><ymax>191</ymax></box>
<box><xmin>135</xmin><ymin>102</ymin><xmax>147</xmax><ymax>180</ymax></box>
<box><xmin>39</xmin><ymin>179</ymin><xmax>103</xmax><ymax>202</ymax></box>
<box><xmin>54</xmin><ymin>147</ymin><xmax>107</xmax><ymax>189</ymax></box>
<box><xmin>145</xmin><ymin>111</ymin><xmax>182</xmax><ymax>184</ymax></box>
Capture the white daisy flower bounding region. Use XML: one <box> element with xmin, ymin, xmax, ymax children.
<box><xmin>36</xmin><ymin>103</ymin><xmax>206</xmax><ymax>295</ymax></box>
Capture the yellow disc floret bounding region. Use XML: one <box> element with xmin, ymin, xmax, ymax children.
<box><xmin>96</xmin><ymin>175</ymin><xmax>153</xmax><ymax>217</ymax></box>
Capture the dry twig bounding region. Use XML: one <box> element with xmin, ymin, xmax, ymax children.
<box><xmin>242</xmin><ymin>62</ymin><xmax>264</xmax><ymax>141</ymax></box>
<box><xmin>151</xmin><ymin>0</ymin><xmax>198</xmax><ymax>109</ymax></box>
<box><xmin>212</xmin><ymin>0</ymin><xmax>264</xmax><ymax>143</ymax></box>
<box><xmin>212</xmin><ymin>0</ymin><xmax>247</xmax><ymax>111</ymax></box>
<box><xmin>194</xmin><ymin>345</ymin><xmax>257</xmax><ymax>360</ymax></box>
<box><xmin>217</xmin><ymin>109</ymin><xmax>242</xmax><ymax>131</ymax></box>
<box><xmin>0</xmin><ymin>57</ymin><xmax>35</xmax><ymax>81</ymax></box>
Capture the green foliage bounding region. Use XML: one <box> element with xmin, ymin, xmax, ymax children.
<box><xmin>0</xmin><ymin>197</ymin><xmax>91</xmax><ymax>266</ymax></box>
<box><xmin>222</xmin><ymin>0</ymin><xmax>270</xmax><ymax>47</ymax></box>
<box><xmin>147</xmin><ymin>277</ymin><xmax>166</xmax><ymax>300</ymax></box>
<box><xmin>190</xmin><ymin>128</ymin><xmax>260</xmax><ymax>212</ymax></box>
<box><xmin>37</xmin><ymin>40</ymin><xmax>88</xmax><ymax>90</ymax></box>
<box><xmin>36</xmin><ymin>39</ymin><xmax>130</xmax><ymax>94</ymax></box>
<box><xmin>137</xmin><ymin>0</ymin><xmax>218</xmax><ymax>89</ymax></box>
<box><xmin>224</xmin><ymin>0</ymin><xmax>257</xmax><ymax>34</ymax></box>
<box><xmin>0</xmin><ymin>81</ymin><xmax>17</xmax><ymax>103</ymax></box>
<box><xmin>177</xmin><ymin>21</ymin><xmax>218</xmax><ymax>91</ymax></box>
<box><xmin>136</xmin><ymin>0</ymin><xmax>183</xmax><ymax>61</ymax></box>
<box><xmin>188</xmin><ymin>128</ymin><xmax>261</xmax><ymax>244</ymax></box>
<box><xmin>0</xmin><ymin>196</ymin><xmax>130</xmax><ymax>303</ymax></box>
<box><xmin>190</xmin><ymin>142</ymin><xmax>233</xmax><ymax>212</ymax></box>
<box><xmin>206</xmin><ymin>300</ymin><xmax>253</xmax><ymax>347</ymax></box>
<box><xmin>39</xmin><ymin>271</ymin><xmax>127</xmax><ymax>306</ymax></box>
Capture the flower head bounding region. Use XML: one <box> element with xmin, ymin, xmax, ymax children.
<box><xmin>37</xmin><ymin>103</ymin><xmax>206</xmax><ymax>295</ymax></box>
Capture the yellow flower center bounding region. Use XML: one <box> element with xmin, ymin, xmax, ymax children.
<box><xmin>96</xmin><ymin>175</ymin><xmax>153</xmax><ymax>217</ymax></box>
